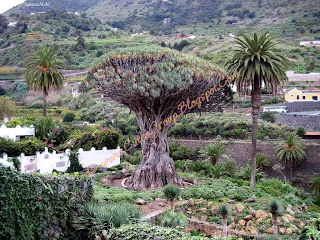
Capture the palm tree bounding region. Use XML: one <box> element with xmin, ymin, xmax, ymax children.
<box><xmin>269</xmin><ymin>199</ymin><xmax>283</xmax><ymax>239</ymax></box>
<box><xmin>256</xmin><ymin>153</ymin><xmax>271</xmax><ymax>170</ymax></box>
<box><xmin>200</xmin><ymin>143</ymin><xmax>226</xmax><ymax>166</ymax></box>
<box><xmin>25</xmin><ymin>46</ymin><xmax>64</xmax><ymax>116</ymax></box>
<box><xmin>226</xmin><ymin>32</ymin><xmax>288</xmax><ymax>191</ymax></box>
<box><xmin>218</xmin><ymin>204</ymin><xmax>230</xmax><ymax>238</ymax></box>
<box><xmin>276</xmin><ymin>132</ymin><xmax>305</xmax><ymax>183</ymax></box>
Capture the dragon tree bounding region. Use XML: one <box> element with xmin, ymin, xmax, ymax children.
<box><xmin>89</xmin><ymin>47</ymin><xmax>233</xmax><ymax>191</ymax></box>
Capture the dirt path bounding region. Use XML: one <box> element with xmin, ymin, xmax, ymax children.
<box><xmin>140</xmin><ymin>199</ymin><xmax>188</xmax><ymax>215</ymax></box>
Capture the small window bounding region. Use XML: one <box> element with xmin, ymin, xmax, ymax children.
<box><xmin>303</xmin><ymin>96</ymin><xmax>306</xmax><ymax>100</ymax></box>
<box><xmin>297</xmin><ymin>95</ymin><xmax>300</xmax><ymax>100</ymax></box>
<box><xmin>312</xmin><ymin>96</ymin><xmax>318</xmax><ymax>101</ymax></box>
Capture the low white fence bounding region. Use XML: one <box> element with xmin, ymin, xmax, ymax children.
<box><xmin>0</xmin><ymin>124</ymin><xmax>35</xmax><ymax>141</ymax></box>
<box><xmin>0</xmin><ymin>146</ymin><xmax>121</xmax><ymax>174</ymax></box>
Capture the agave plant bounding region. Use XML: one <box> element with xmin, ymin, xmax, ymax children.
<box><xmin>73</xmin><ymin>201</ymin><xmax>141</xmax><ymax>237</ymax></box>
<box><xmin>276</xmin><ymin>133</ymin><xmax>305</xmax><ymax>183</ymax></box>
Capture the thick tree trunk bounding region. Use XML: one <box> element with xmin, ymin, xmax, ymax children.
<box><xmin>272</xmin><ymin>215</ymin><xmax>278</xmax><ymax>238</ymax></box>
<box><xmin>43</xmin><ymin>90</ymin><xmax>48</xmax><ymax>117</ymax></box>
<box><xmin>250</xmin><ymin>79</ymin><xmax>262</xmax><ymax>191</ymax></box>
<box><xmin>128</xmin><ymin>120</ymin><xmax>183</xmax><ymax>191</ymax></box>
<box><xmin>222</xmin><ymin>216</ymin><xmax>228</xmax><ymax>238</ymax></box>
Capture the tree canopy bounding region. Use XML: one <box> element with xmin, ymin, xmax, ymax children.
<box><xmin>89</xmin><ymin>46</ymin><xmax>233</xmax><ymax>190</ymax></box>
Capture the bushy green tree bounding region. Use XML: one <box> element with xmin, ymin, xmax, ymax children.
<box><xmin>0</xmin><ymin>96</ymin><xmax>15</xmax><ymax>120</ymax></box>
<box><xmin>89</xmin><ymin>47</ymin><xmax>232</xmax><ymax>190</ymax></box>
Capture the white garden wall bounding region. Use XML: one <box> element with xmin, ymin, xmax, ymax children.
<box><xmin>0</xmin><ymin>146</ymin><xmax>121</xmax><ymax>174</ymax></box>
<box><xmin>0</xmin><ymin>124</ymin><xmax>35</xmax><ymax>141</ymax></box>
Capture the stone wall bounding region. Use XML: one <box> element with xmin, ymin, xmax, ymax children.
<box><xmin>171</xmin><ymin>140</ymin><xmax>320</xmax><ymax>178</ymax></box>
<box><xmin>276</xmin><ymin>114</ymin><xmax>320</xmax><ymax>131</ymax></box>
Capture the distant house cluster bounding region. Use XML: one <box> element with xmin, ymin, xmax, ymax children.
<box><xmin>299</xmin><ymin>41</ymin><xmax>320</xmax><ymax>47</ymax></box>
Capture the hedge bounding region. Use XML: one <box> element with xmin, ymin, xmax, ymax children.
<box><xmin>64</xmin><ymin>128</ymin><xmax>120</xmax><ymax>151</ymax></box>
<box><xmin>0</xmin><ymin>168</ymin><xmax>93</xmax><ymax>240</ymax></box>
<box><xmin>0</xmin><ymin>137</ymin><xmax>45</xmax><ymax>156</ymax></box>
<box><xmin>106</xmin><ymin>222</ymin><xmax>223</xmax><ymax>240</ymax></box>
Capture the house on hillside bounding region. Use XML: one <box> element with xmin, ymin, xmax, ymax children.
<box><xmin>284</xmin><ymin>88</ymin><xmax>320</xmax><ymax>102</ymax></box>
<box><xmin>8</xmin><ymin>21</ymin><xmax>17</xmax><ymax>27</ymax></box>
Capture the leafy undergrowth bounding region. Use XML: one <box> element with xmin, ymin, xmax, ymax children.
<box><xmin>93</xmin><ymin>171</ymin><xmax>319</xmax><ymax>213</ymax></box>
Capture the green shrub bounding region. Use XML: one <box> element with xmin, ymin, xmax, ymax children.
<box><xmin>106</xmin><ymin>222</ymin><xmax>221</xmax><ymax>240</ymax></box>
<box><xmin>256</xmin><ymin>153</ymin><xmax>271</xmax><ymax>170</ymax></box>
<box><xmin>0</xmin><ymin>168</ymin><xmax>93</xmax><ymax>240</ymax></box>
<box><xmin>28</xmin><ymin>101</ymin><xmax>43</xmax><ymax>109</ymax></box>
<box><xmin>35</xmin><ymin>116</ymin><xmax>56</xmax><ymax>140</ymax></box>
<box><xmin>296</xmin><ymin>127</ymin><xmax>306</xmax><ymax>137</ymax></box>
<box><xmin>170</xmin><ymin>142</ymin><xmax>193</xmax><ymax>160</ymax></box>
<box><xmin>0</xmin><ymin>137</ymin><xmax>45</xmax><ymax>156</ymax></box>
<box><xmin>66</xmin><ymin>152</ymin><xmax>84</xmax><ymax>173</ymax></box>
<box><xmin>64</xmin><ymin>128</ymin><xmax>120</xmax><ymax>150</ymax></box>
<box><xmin>74</xmin><ymin>201</ymin><xmax>141</xmax><ymax>237</ymax></box>
<box><xmin>234</xmin><ymin>193</ymin><xmax>244</xmax><ymax>201</ymax></box>
<box><xmin>211</xmin><ymin>163</ymin><xmax>223</xmax><ymax>179</ymax></box>
<box><xmin>260</xmin><ymin>112</ymin><xmax>276</xmax><ymax>123</ymax></box>
<box><xmin>123</xmin><ymin>151</ymin><xmax>141</xmax><ymax>165</ymax></box>
<box><xmin>161</xmin><ymin>209</ymin><xmax>188</xmax><ymax>229</ymax></box>
<box><xmin>9</xmin><ymin>82</ymin><xmax>28</xmax><ymax>101</ymax></box>
<box><xmin>63</xmin><ymin>112</ymin><xmax>75</xmax><ymax>122</ymax></box>
<box><xmin>222</xmin><ymin>159</ymin><xmax>237</xmax><ymax>177</ymax></box>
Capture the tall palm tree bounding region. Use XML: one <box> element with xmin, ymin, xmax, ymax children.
<box><xmin>226</xmin><ymin>32</ymin><xmax>288</xmax><ymax>190</ymax></box>
<box><xmin>276</xmin><ymin>132</ymin><xmax>305</xmax><ymax>183</ymax></box>
<box><xmin>200</xmin><ymin>143</ymin><xmax>226</xmax><ymax>166</ymax></box>
<box><xmin>25</xmin><ymin>46</ymin><xmax>64</xmax><ymax>116</ymax></box>
<box><xmin>269</xmin><ymin>199</ymin><xmax>283</xmax><ymax>239</ymax></box>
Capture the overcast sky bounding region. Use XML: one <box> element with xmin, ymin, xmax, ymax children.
<box><xmin>0</xmin><ymin>0</ymin><xmax>26</xmax><ymax>14</ymax></box>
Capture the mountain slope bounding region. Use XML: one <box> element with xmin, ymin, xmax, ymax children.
<box><xmin>7</xmin><ymin>0</ymin><xmax>99</xmax><ymax>14</ymax></box>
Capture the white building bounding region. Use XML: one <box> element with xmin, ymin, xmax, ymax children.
<box><xmin>0</xmin><ymin>125</ymin><xmax>35</xmax><ymax>141</ymax></box>
<box><xmin>8</xmin><ymin>21</ymin><xmax>18</xmax><ymax>27</ymax></box>
<box><xmin>299</xmin><ymin>41</ymin><xmax>320</xmax><ymax>46</ymax></box>
<box><xmin>186</xmin><ymin>36</ymin><xmax>196</xmax><ymax>40</ymax></box>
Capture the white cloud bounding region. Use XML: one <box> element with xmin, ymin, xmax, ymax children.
<box><xmin>0</xmin><ymin>0</ymin><xmax>26</xmax><ymax>14</ymax></box>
